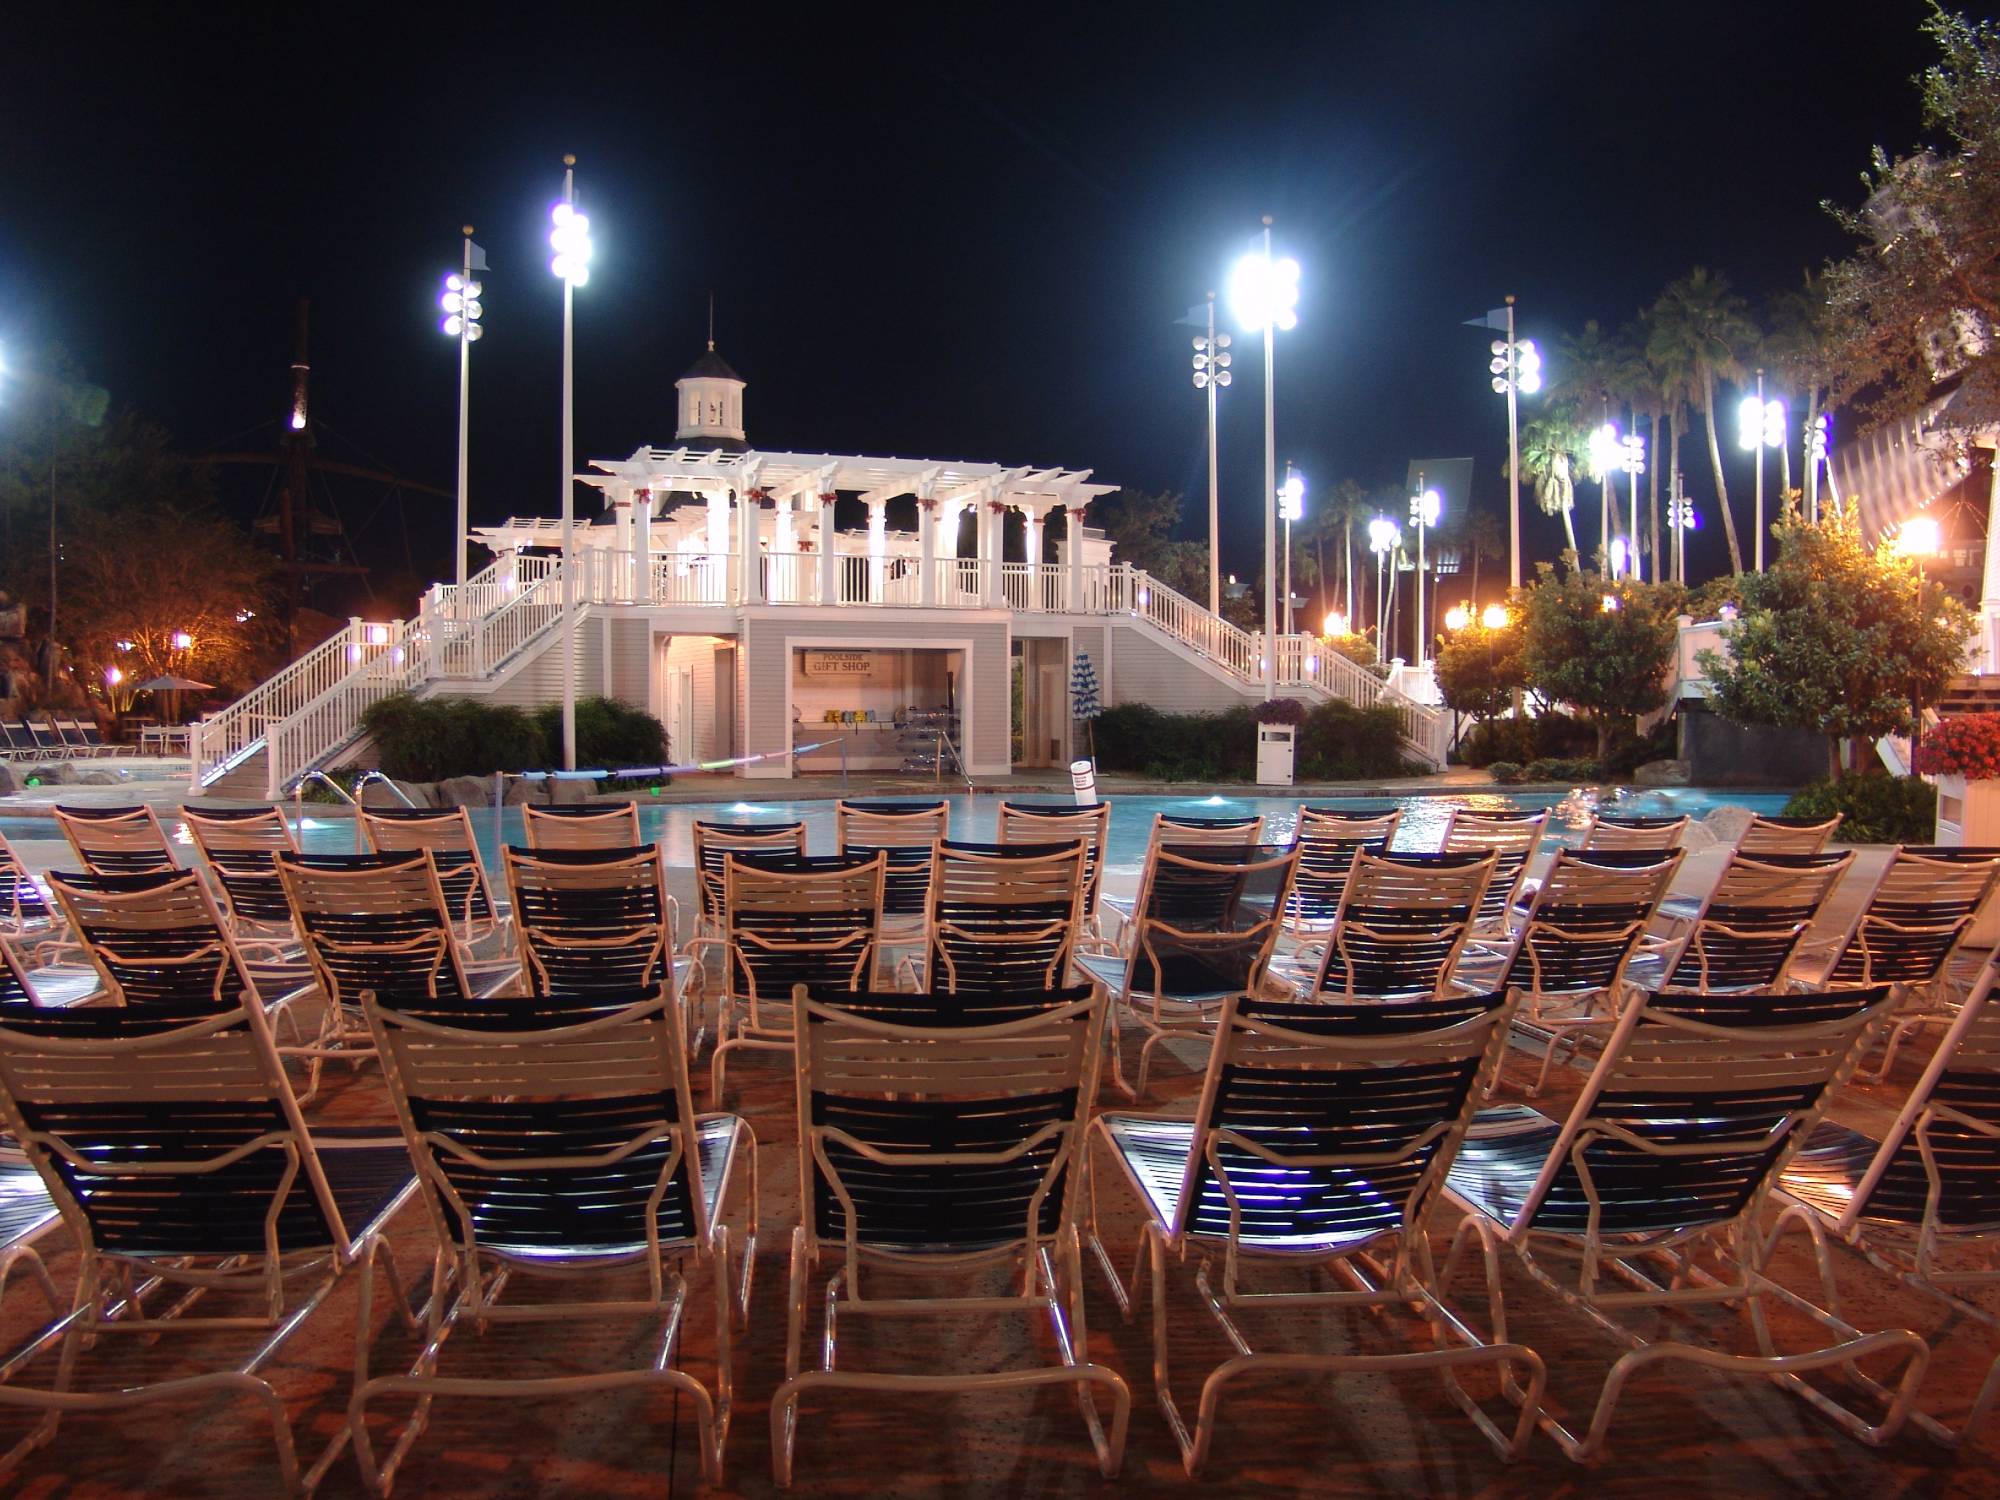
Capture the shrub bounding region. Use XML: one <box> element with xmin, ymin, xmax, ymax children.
<box><xmin>1251</xmin><ymin>697</ymin><xmax>1309</xmax><ymax>726</ymax></box>
<box><xmin>1458</xmin><ymin>710</ymin><xmax>1595</xmax><ymax>769</ymax></box>
<box><xmin>1783</xmin><ymin>771</ymin><xmax>1936</xmax><ymax>844</ymax></box>
<box><xmin>1486</xmin><ymin>760</ymin><xmax>1524</xmax><ymax>784</ymax></box>
<box><xmin>1602</xmin><ymin>719</ymin><xmax>1678</xmax><ymax>777</ymax></box>
<box><xmin>1522</xmin><ymin>756</ymin><xmax>1604</xmax><ymax>783</ymax></box>
<box><xmin>532</xmin><ymin>696</ymin><xmax>669</xmax><ymax>770</ymax></box>
<box><xmin>361</xmin><ymin>693</ymin><xmax>548</xmax><ymax>782</ymax></box>
<box><xmin>1092</xmin><ymin>699</ymin><xmax>1416</xmax><ymax>782</ymax></box>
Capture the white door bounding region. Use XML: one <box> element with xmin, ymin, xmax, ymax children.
<box><xmin>672</xmin><ymin>668</ymin><xmax>696</xmax><ymax>768</ymax></box>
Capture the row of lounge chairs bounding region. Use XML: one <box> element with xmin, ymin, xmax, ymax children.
<box><xmin>0</xmin><ymin>716</ymin><xmax>120</xmax><ymax>761</ymax></box>
<box><xmin>0</xmin><ymin>794</ymin><xmax>1995</xmax><ymax>1489</ymax></box>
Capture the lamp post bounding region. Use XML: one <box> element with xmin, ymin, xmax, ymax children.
<box><xmin>1737</xmin><ymin>370</ymin><xmax>1786</xmax><ymax>572</ymax></box>
<box><xmin>549</xmin><ymin>155</ymin><xmax>594</xmax><ymax>770</ymax></box>
<box><xmin>1487</xmin><ymin>300</ymin><xmax>1540</xmax><ymax>590</ymax></box>
<box><xmin>1368</xmin><ymin>516</ymin><xmax>1400</xmax><ymax>652</ymax></box>
<box><xmin>1896</xmin><ymin>513</ymin><xmax>1943</xmax><ymax>758</ymax></box>
<box><xmin>1229</xmin><ymin>218</ymin><xmax>1299</xmax><ymax>700</ymax></box>
<box><xmin>1587</xmin><ymin>422</ymin><xmax>1621</xmax><ymax>572</ymax></box>
<box><xmin>1408</xmin><ymin>485</ymin><xmax>1440</xmax><ymax>667</ymax></box>
<box><xmin>1622</xmin><ymin>430</ymin><xmax>1647</xmax><ymax>581</ymax></box>
<box><xmin>1191</xmin><ymin>294</ymin><xmax>1232</xmax><ymax>617</ymax></box>
<box><xmin>1670</xmin><ymin>479</ymin><xmax>1697</xmax><ymax>586</ymax></box>
<box><xmin>440</xmin><ymin>227</ymin><xmax>485</xmax><ymax>592</ymax></box>
<box><xmin>1278</xmin><ymin>465</ymin><xmax>1305</xmax><ymax>637</ymax></box>
<box><xmin>1807</xmin><ymin>413</ymin><xmax>1831</xmax><ymax>524</ymax></box>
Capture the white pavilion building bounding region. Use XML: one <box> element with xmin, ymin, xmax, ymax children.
<box><xmin>192</xmin><ymin>347</ymin><xmax>1445</xmax><ymax>797</ymax></box>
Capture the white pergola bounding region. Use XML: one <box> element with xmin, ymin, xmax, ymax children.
<box><xmin>560</xmin><ymin>446</ymin><xmax>1117</xmax><ymax>610</ymax></box>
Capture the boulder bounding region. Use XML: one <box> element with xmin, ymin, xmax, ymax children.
<box><xmin>502</xmin><ymin>777</ymin><xmax>540</xmax><ymax>805</ymax></box>
<box><xmin>1701</xmin><ymin>804</ymin><xmax>1758</xmax><ymax>848</ymax></box>
<box><xmin>1633</xmin><ymin>758</ymin><xmax>1692</xmax><ymax>787</ymax></box>
<box><xmin>548</xmin><ymin>777</ymin><xmax>591</xmax><ymax>806</ymax></box>
<box><xmin>435</xmin><ymin>775</ymin><xmax>498</xmax><ymax>809</ymax></box>
<box><xmin>0</xmin><ymin>763</ymin><xmax>15</xmax><ymax>796</ymax></box>
<box><xmin>360</xmin><ymin>778</ymin><xmax>429</xmax><ymax>809</ymax></box>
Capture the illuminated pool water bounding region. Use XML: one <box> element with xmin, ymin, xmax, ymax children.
<box><xmin>0</xmin><ymin>786</ymin><xmax>1791</xmax><ymax>878</ymax></box>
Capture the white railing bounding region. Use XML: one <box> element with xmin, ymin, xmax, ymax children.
<box><xmin>760</xmin><ymin>552</ymin><xmax>820</xmax><ymax>606</ymax></box>
<box><xmin>448</xmin><ymin>561</ymin><xmax>566</xmax><ymax>679</ymax></box>
<box><xmin>192</xmin><ymin>616</ymin><xmax>409</xmax><ymax>789</ymax></box>
<box><xmin>653</xmin><ymin>552</ymin><xmax>737</xmax><ymax>606</ymax></box>
<box><xmin>264</xmin><ymin>619</ymin><xmax>429</xmax><ymax>796</ymax></box>
<box><xmin>427</xmin><ymin>555</ymin><xmax>558</xmax><ymax>678</ymax></box>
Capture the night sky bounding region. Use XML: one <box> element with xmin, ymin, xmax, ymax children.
<box><xmin>0</xmin><ymin>1</ymin><xmax>1944</xmax><ymax>598</ymax></box>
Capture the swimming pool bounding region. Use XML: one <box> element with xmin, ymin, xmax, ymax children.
<box><xmin>0</xmin><ymin>786</ymin><xmax>1792</xmax><ymax>878</ymax></box>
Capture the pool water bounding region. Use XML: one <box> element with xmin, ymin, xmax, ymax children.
<box><xmin>1</xmin><ymin>787</ymin><xmax>1791</xmax><ymax>879</ymax></box>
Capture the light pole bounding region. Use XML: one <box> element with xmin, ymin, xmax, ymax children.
<box><xmin>1737</xmin><ymin>371</ymin><xmax>1786</xmax><ymax>571</ymax></box>
<box><xmin>549</xmin><ymin>155</ymin><xmax>594</xmax><ymax>770</ymax></box>
<box><xmin>1368</xmin><ymin>517</ymin><xmax>1400</xmax><ymax>652</ymax></box>
<box><xmin>1279</xmin><ymin>465</ymin><xmax>1305</xmax><ymax>637</ymax></box>
<box><xmin>1896</xmin><ymin>513</ymin><xmax>1943</xmax><ymax>758</ymax></box>
<box><xmin>1191</xmin><ymin>294</ymin><xmax>1232</xmax><ymax>617</ymax></box>
<box><xmin>440</xmin><ymin>227</ymin><xmax>485</xmax><ymax>592</ymax></box>
<box><xmin>1622</xmin><ymin>430</ymin><xmax>1647</xmax><ymax>581</ymax></box>
<box><xmin>1487</xmin><ymin>300</ymin><xmax>1540</xmax><ymax>590</ymax></box>
<box><xmin>1670</xmin><ymin>481</ymin><xmax>1697</xmax><ymax>585</ymax></box>
<box><xmin>1587</xmin><ymin>422</ymin><xmax>1621</xmax><ymax>572</ymax></box>
<box><xmin>1807</xmin><ymin>413</ymin><xmax>1831</xmax><ymax>524</ymax></box>
<box><xmin>1228</xmin><ymin>218</ymin><xmax>1299</xmax><ymax>700</ymax></box>
<box><xmin>1408</xmin><ymin>485</ymin><xmax>1440</xmax><ymax>667</ymax></box>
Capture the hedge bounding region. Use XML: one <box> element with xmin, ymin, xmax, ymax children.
<box><xmin>1091</xmin><ymin>700</ymin><xmax>1417</xmax><ymax>782</ymax></box>
<box><xmin>1782</xmin><ymin>771</ymin><xmax>1936</xmax><ymax>844</ymax></box>
<box><xmin>361</xmin><ymin>693</ymin><xmax>667</xmax><ymax>782</ymax></box>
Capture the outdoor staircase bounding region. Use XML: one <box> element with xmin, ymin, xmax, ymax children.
<box><xmin>1939</xmin><ymin>674</ymin><xmax>2000</xmax><ymax>717</ymax></box>
<box><xmin>192</xmin><ymin>554</ymin><xmax>1449</xmax><ymax>800</ymax></box>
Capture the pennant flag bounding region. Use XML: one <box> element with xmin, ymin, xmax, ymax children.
<box><xmin>469</xmin><ymin>240</ymin><xmax>490</xmax><ymax>272</ymax></box>
<box><xmin>1174</xmin><ymin>303</ymin><xmax>1209</xmax><ymax>328</ymax></box>
<box><xmin>1462</xmin><ymin>307</ymin><xmax>1509</xmax><ymax>331</ymax></box>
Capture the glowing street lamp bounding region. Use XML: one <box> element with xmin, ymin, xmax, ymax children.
<box><xmin>1486</xmin><ymin>300</ymin><xmax>1540</xmax><ymax>588</ymax></box>
<box><xmin>1229</xmin><ymin>218</ymin><xmax>1300</xmax><ymax>700</ymax></box>
<box><xmin>440</xmin><ymin>226</ymin><xmax>486</xmax><ymax>591</ymax></box>
<box><xmin>1191</xmin><ymin>294</ymin><xmax>1232</xmax><ymax>615</ymax></box>
<box><xmin>1736</xmin><ymin>369</ymin><xmax>1786</xmax><ymax>572</ymax></box>
<box><xmin>1278</xmin><ymin>465</ymin><xmax>1306</xmax><ymax>637</ymax></box>
<box><xmin>1897</xmin><ymin>513</ymin><xmax>1943</xmax><ymax>561</ymax></box>
<box><xmin>1368</xmin><ymin>516</ymin><xmax>1401</xmax><ymax>650</ymax></box>
<box><xmin>549</xmin><ymin>156</ymin><xmax>594</xmax><ymax>770</ymax></box>
<box><xmin>1323</xmin><ymin>611</ymin><xmax>1348</xmax><ymax>638</ymax></box>
<box><xmin>1481</xmin><ymin>603</ymin><xmax>1510</xmax><ymax>630</ymax></box>
<box><xmin>1443</xmin><ymin>603</ymin><xmax>1471</xmax><ymax>632</ymax></box>
<box><xmin>1408</xmin><ymin>485</ymin><xmax>1441</xmax><ymax>668</ymax></box>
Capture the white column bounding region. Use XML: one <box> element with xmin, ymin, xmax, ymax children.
<box><xmin>938</xmin><ymin>501</ymin><xmax>966</xmax><ymax>605</ymax></box>
<box><xmin>1024</xmin><ymin>509</ymin><xmax>1043</xmax><ymax>609</ymax></box>
<box><xmin>705</xmin><ymin>490</ymin><xmax>730</xmax><ymax>603</ymax></box>
<box><xmin>917</xmin><ymin>492</ymin><xmax>937</xmax><ymax>607</ymax></box>
<box><xmin>868</xmin><ymin>501</ymin><xmax>888</xmax><ymax>601</ymax></box>
<box><xmin>1982</xmin><ymin>445</ymin><xmax>2000</xmax><ymax>672</ymax></box>
<box><xmin>818</xmin><ymin>493</ymin><xmax>836</xmax><ymax>606</ymax></box>
<box><xmin>773</xmin><ymin>496</ymin><xmax>797</xmax><ymax>603</ymax></box>
<box><xmin>982</xmin><ymin>499</ymin><xmax>1004</xmax><ymax>607</ymax></box>
<box><xmin>1066</xmin><ymin>505</ymin><xmax>1085</xmax><ymax>611</ymax></box>
<box><xmin>632</xmin><ymin>488</ymin><xmax>654</xmax><ymax>603</ymax></box>
<box><xmin>739</xmin><ymin>491</ymin><xmax>763</xmax><ymax>605</ymax></box>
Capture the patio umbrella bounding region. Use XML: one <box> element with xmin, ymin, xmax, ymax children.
<box><xmin>134</xmin><ymin>675</ymin><xmax>215</xmax><ymax>725</ymax></box>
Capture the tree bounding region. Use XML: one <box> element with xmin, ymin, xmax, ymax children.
<box><xmin>1556</xmin><ymin>320</ymin><xmax>1644</xmax><ymax>565</ymax></box>
<box><xmin>1519</xmin><ymin>564</ymin><xmax>1679</xmax><ymax>761</ymax></box>
<box><xmin>1511</xmin><ymin>412</ymin><xmax>1584</xmax><ymax>555</ymax></box>
<box><xmin>1454</xmin><ymin>507</ymin><xmax>1506</xmax><ymax>604</ymax></box>
<box><xmin>1648</xmin><ymin>268</ymin><xmax>1759</xmax><ymax>574</ymax></box>
<box><xmin>1699</xmin><ymin>499</ymin><xmax>1972</xmax><ymax>779</ymax></box>
<box><xmin>1434</xmin><ymin>617</ymin><xmax>1526</xmax><ymax>729</ymax></box>
<box><xmin>1761</xmin><ymin>274</ymin><xmax>1838</xmax><ymax>495</ymax></box>
<box><xmin>1822</xmin><ymin>7</ymin><xmax>2000</xmax><ymax>436</ymax></box>
<box><xmin>1641</xmin><ymin>293</ymin><xmax>1700</xmax><ymax>581</ymax></box>
<box><xmin>60</xmin><ymin>501</ymin><xmax>281</xmax><ymax>717</ymax></box>
<box><xmin>1087</xmin><ymin>489</ymin><xmax>1210</xmax><ymax>598</ymax></box>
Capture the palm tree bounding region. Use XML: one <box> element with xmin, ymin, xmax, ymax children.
<box><xmin>1327</xmin><ymin>478</ymin><xmax>1370</xmax><ymax>627</ymax></box>
<box><xmin>1648</xmin><ymin>269</ymin><xmax>1758</xmax><ymax>574</ymax></box>
<box><xmin>1556</xmin><ymin>320</ymin><xmax>1642</xmax><ymax>565</ymax></box>
<box><xmin>1512</xmin><ymin>411</ymin><xmax>1584</xmax><ymax>557</ymax></box>
<box><xmin>1762</xmin><ymin>274</ymin><xmax>1836</xmax><ymax>503</ymax></box>
<box><xmin>1457</xmin><ymin>507</ymin><xmax>1505</xmax><ymax>603</ymax></box>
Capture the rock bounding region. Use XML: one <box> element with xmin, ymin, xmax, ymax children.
<box><xmin>435</xmin><ymin>775</ymin><xmax>499</xmax><ymax>809</ymax></box>
<box><xmin>74</xmin><ymin>771</ymin><xmax>120</xmax><ymax>786</ymax></box>
<box><xmin>360</xmin><ymin>778</ymin><xmax>429</xmax><ymax>808</ymax></box>
<box><xmin>549</xmin><ymin>777</ymin><xmax>590</xmax><ymax>806</ymax></box>
<box><xmin>0</xmin><ymin>763</ymin><xmax>15</xmax><ymax>796</ymax></box>
<box><xmin>1633</xmin><ymin>758</ymin><xmax>1692</xmax><ymax>787</ymax></box>
<box><xmin>1701</xmin><ymin>804</ymin><xmax>1758</xmax><ymax>848</ymax></box>
<box><xmin>502</xmin><ymin>778</ymin><xmax>539</xmax><ymax>805</ymax></box>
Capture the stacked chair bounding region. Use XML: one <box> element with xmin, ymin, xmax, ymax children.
<box><xmin>775</xmin><ymin>984</ymin><xmax>1126</xmax><ymax>1484</ymax></box>
<box><xmin>357</xmin><ymin>806</ymin><xmax>507</xmax><ymax>952</ymax></box>
<box><xmin>0</xmin><ymin>992</ymin><xmax>420</xmax><ymax>1490</ymax></box>
<box><xmin>917</xmin><ymin>838</ymin><xmax>1086</xmax><ymax>996</ymax></box>
<box><xmin>0</xmin><ymin>833</ymin><xmax>56</xmax><ymax>945</ymax></box>
<box><xmin>520</xmin><ymin>799</ymin><xmax>643</xmax><ymax>849</ymax></box>
<box><xmin>355</xmin><ymin>983</ymin><xmax>755</xmax><ymax>1489</ymax></box>
<box><xmin>686</xmin><ymin>820</ymin><xmax>806</xmax><ymax>997</ymax></box>
<box><xmin>1292</xmin><ymin>849</ymin><xmax>1496</xmax><ymax>1002</ymax></box>
<box><xmin>182</xmin><ymin>803</ymin><xmax>309</xmax><ymax>953</ymax></box>
<box><xmin>1079</xmin><ymin>839</ymin><xmax>1300</xmax><ymax>1098</ymax></box>
<box><xmin>835</xmin><ymin>799</ymin><xmax>947</xmax><ymax>982</ymax></box>
<box><xmin>1769</xmin><ymin>947</ymin><xmax>2000</xmax><ymax>1445</ymax></box>
<box><xmin>997</xmin><ymin>799</ymin><xmax>1113</xmax><ymax>951</ymax></box>
<box><xmin>1102</xmin><ymin>812</ymin><xmax>1262</xmax><ymax>938</ymax></box>
<box><xmin>1089</xmin><ymin>988</ymin><xmax>1543</xmax><ymax>1472</ymax></box>
<box><xmin>1471</xmin><ymin>847</ymin><xmax>1684</xmax><ymax>1094</ymax></box>
<box><xmin>1283</xmin><ymin>806</ymin><xmax>1403</xmax><ymax>946</ymax></box>
<box><xmin>1578</xmin><ymin>812</ymin><xmax>1688</xmax><ymax>852</ymax></box>
<box><xmin>1439</xmin><ymin>807</ymin><xmax>1548</xmax><ymax>936</ymax></box>
<box><xmin>710</xmin><ymin>849</ymin><xmax>885</xmax><ymax>1105</ymax></box>
<box><xmin>1739</xmin><ymin>812</ymin><xmax>1844</xmax><ymax>855</ymax></box>
<box><xmin>1441</xmin><ymin>984</ymin><xmax>1921</xmax><ymax>1459</ymax></box>
<box><xmin>53</xmin><ymin>804</ymin><xmax>177</xmax><ymax>876</ymax></box>
<box><xmin>1633</xmin><ymin>848</ymin><xmax>1855</xmax><ymax>993</ymax></box>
